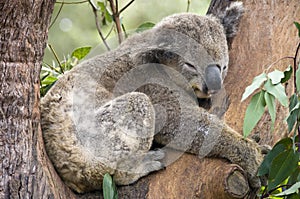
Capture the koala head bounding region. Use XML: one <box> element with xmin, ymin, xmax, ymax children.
<box><xmin>146</xmin><ymin>2</ymin><xmax>244</xmax><ymax>99</ymax></box>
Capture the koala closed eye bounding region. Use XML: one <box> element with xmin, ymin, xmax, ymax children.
<box><xmin>183</xmin><ymin>62</ymin><xmax>197</xmax><ymax>73</ymax></box>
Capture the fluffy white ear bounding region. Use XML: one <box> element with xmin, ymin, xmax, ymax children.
<box><xmin>220</xmin><ymin>2</ymin><xmax>244</xmax><ymax>40</ymax></box>
<box><xmin>207</xmin><ymin>1</ymin><xmax>244</xmax><ymax>42</ymax></box>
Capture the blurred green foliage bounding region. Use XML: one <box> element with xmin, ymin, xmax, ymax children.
<box><xmin>43</xmin><ymin>0</ymin><xmax>210</xmax><ymax>64</ymax></box>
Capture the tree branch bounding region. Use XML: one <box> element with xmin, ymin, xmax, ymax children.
<box><xmin>89</xmin><ymin>0</ymin><xmax>111</xmax><ymax>51</ymax></box>
<box><xmin>108</xmin><ymin>0</ymin><xmax>123</xmax><ymax>44</ymax></box>
<box><xmin>119</xmin><ymin>0</ymin><xmax>135</xmax><ymax>14</ymax></box>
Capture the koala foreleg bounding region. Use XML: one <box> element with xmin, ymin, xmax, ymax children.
<box><xmin>185</xmin><ymin>108</ymin><xmax>263</xmax><ymax>190</ymax></box>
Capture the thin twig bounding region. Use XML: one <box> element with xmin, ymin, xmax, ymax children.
<box><xmin>49</xmin><ymin>2</ymin><xmax>64</xmax><ymax>29</ymax></box>
<box><xmin>264</xmin><ymin>56</ymin><xmax>295</xmax><ymax>72</ymax></box>
<box><xmin>293</xmin><ymin>42</ymin><xmax>300</xmax><ymax>93</ymax></box>
<box><xmin>48</xmin><ymin>44</ymin><xmax>64</xmax><ymax>74</ymax></box>
<box><xmin>42</xmin><ymin>62</ymin><xmax>61</xmax><ymax>74</ymax></box>
<box><xmin>119</xmin><ymin>0</ymin><xmax>135</xmax><ymax>14</ymax></box>
<box><xmin>186</xmin><ymin>0</ymin><xmax>191</xmax><ymax>12</ymax></box>
<box><xmin>115</xmin><ymin>0</ymin><xmax>118</xmax><ymax>13</ymax></box>
<box><xmin>108</xmin><ymin>0</ymin><xmax>123</xmax><ymax>44</ymax></box>
<box><xmin>121</xmin><ymin>23</ymin><xmax>128</xmax><ymax>39</ymax></box>
<box><xmin>56</xmin><ymin>0</ymin><xmax>88</xmax><ymax>4</ymax></box>
<box><xmin>104</xmin><ymin>25</ymin><xmax>115</xmax><ymax>40</ymax></box>
<box><xmin>89</xmin><ymin>0</ymin><xmax>111</xmax><ymax>51</ymax></box>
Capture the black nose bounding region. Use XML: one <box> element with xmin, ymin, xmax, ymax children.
<box><xmin>204</xmin><ymin>64</ymin><xmax>222</xmax><ymax>92</ymax></box>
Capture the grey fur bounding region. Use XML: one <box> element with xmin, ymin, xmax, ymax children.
<box><xmin>41</xmin><ymin>2</ymin><xmax>262</xmax><ymax>194</ymax></box>
<box><xmin>208</xmin><ymin>1</ymin><xmax>244</xmax><ymax>41</ymax></box>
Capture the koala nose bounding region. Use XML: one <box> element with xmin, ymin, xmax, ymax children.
<box><xmin>204</xmin><ymin>64</ymin><xmax>222</xmax><ymax>94</ymax></box>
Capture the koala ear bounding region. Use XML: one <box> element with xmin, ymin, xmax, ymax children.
<box><xmin>207</xmin><ymin>1</ymin><xmax>244</xmax><ymax>42</ymax></box>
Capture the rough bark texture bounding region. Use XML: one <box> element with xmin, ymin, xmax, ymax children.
<box><xmin>0</xmin><ymin>0</ymin><xmax>75</xmax><ymax>198</ymax></box>
<box><xmin>222</xmin><ymin>0</ymin><xmax>300</xmax><ymax>145</ymax></box>
<box><xmin>77</xmin><ymin>152</ymin><xmax>250</xmax><ymax>199</ymax></box>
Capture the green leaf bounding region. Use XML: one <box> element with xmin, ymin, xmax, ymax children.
<box><xmin>42</xmin><ymin>75</ymin><xmax>57</xmax><ymax>86</ymax></box>
<box><xmin>135</xmin><ymin>22</ymin><xmax>155</xmax><ymax>33</ymax></box>
<box><xmin>288</xmin><ymin>168</ymin><xmax>300</xmax><ymax>185</ymax></box>
<box><xmin>243</xmin><ymin>91</ymin><xmax>266</xmax><ymax>137</ymax></box>
<box><xmin>268</xmin><ymin>70</ymin><xmax>285</xmax><ymax>84</ymax></box>
<box><xmin>289</xmin><ymin>94</ymin><xmax>299</xmax><ymax>112</ymax></box>
<box><xmin>286</xmin><ymin>193</ymin><xmax>300</xmax><ymax>199</ymax></box>
<box><xmin>241</xmin><ymin>73</ymin><xmax>267</xmax><ymax>101</ymax></box>
<box><xmin>258</xmin><ymin>143</ymin><xmax>286</xmax><ymax>176</ymax></box>
<box><xmin>264</xmin><ymin>79</ymin><xmax>288</xmax><ymax>107</ymax></box>
<box><xmin>294</xmin><ymin>22</ymin><xmax>300</xmax><ymax>38</ymax></box>
<box><xmin>98</xmin><ymin>1</ymin><xmax>113</xmax><ymax>24</ymax></box>
<box><xmin>268</xmin><ymin>148</ymin><xmax>299</xmax><ymax>191</ymax></box>
<box><xmin>296</xmin><ymin>66</ymin><xmax>300</xmax><ymax>92</ymax></box>
<box><xmin>287</xmin><ymin>108</ymin><xmax>300</xmax><ymax>133</ymax></box>
<box><xmin>258</xmin><ymin>138</ymin><xmax>293</xmax><ymax>176</ymax></box>
<box><xmin>281</xmin><ymin>65</ymin><xmax>293</xmax><ymax>83</ymax></box>
<box><xmin>103</xmin><ymin>173</ymin><xmax>118</xmax><ymax>199</ymax></box>
<box><xmin>71</xmin><ymin>46</ymin><xmax>92</xmax><ymax>60</ymax></box>
<box><xmin>274</xmin><ymin>182</ymin><xmax>300</xmax><ymax>196</ymax></box>
<box><xmin>264</xmin><ymin>92</ymin><xmax>276</xmax><ymax>126</ymax></box>
<box><xmin>41</xmin><ymin>81</ymin><xmax>56</xmax><ymax>97</ymax></box>
<box><xmin>286</xmin><ymin>94</ymin><xmax>300</xmax><ymax>132</ymax></box>
<box><xmin>274</xmin><ymin>137</ymin><xmax>294</xmax><ymax>149</ymax></box>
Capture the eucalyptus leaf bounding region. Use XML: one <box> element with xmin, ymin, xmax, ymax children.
<box><xmin>274</xmin><ymin>137</ymin><xmax>293</xmax><ymax>149</ymax></box>
<box><xmin>286</xmin><ymin>193</ymin><xmax>300</xmax><ymax>199</ymax></box>
<box><xmin>264</xmin><ymin>92</ymin><xmax>276</xmax><ymax>126</ymax></box>
<box><xmin>281</xmin><ymin>65</ymin><xmax>293</xmax><ymax>83</ymax></box>
<box><xmin>268</xmin><ymin>70</ymin><xmax>285</xmax><ymax>84</ymax></box>
<box><xmin>103</xmin><ymin>173</ymin><xmax>118</xmax><ymax>199</ymax></box>
<box><xmin>296</xmin><ymin>66</ymin><xmax>300</xmax><ymax>92</ymax></box>
<box><xmin>286</xmin><ymin>94</ymin><xmax>300</xmax><ymax>132</ymax></box>
<box><xmin>241</xmin><ymin>73</ymin><xmax>267</xmax><ymax>101</ymax></box>
<box><xmin>41</xmin><ymin>82</ymin><xmax>56</xmax><ymax>97</ymax></box>
<box><xmin>243</xmin><ymin>91</ymin><xmax>266</xmax><ymax>137</ymax></box>
<box><xmin>42</xmin><ymin>75</ymin><xmax>57</xmax><ymax>86</ymax></box>
<box><xmin>71</xmin><ymin>46</ymin><xmax>92</xmax><ymax>60</ymax></box>
<box><xmin>135</xmin><ymin>22</ymin><xmax>155</xmax><ymax>33</ymax></box>
<box><xmin>258</xmin><ymin>142</ymin><xmax>286</xmax><ymax>176</ymax></box>
<box><xmin>288</xmin><ymin>168</ymin><xmax>300</xmax><ymax>185</ymax></box>
<box><xmin>268</xmin><ymin>149</ymin><xmax>299</xmax><ymax>191</ymax></box>
<box><xmin>294</xmin><ymin>22</ymin><xmax>300</xmax><ymax>38</ymax></box>
<box><xmin>264</xmin><ymin>79</ymin><xmax>288</xmax><ymax>107</ymax></box>
<box><xmin>258</xmin><ymin>138</ymin><xmax>292</xmax><ymax>176</ymax></box>
<box><xmin>98</xmin><ymin>2</ymin><xmax>106</xmax><ymax>12</ymax></box>
<box><xmin>274</xmin><ymin>182</ymin><xmax>300</xmax><ymax>196</ymax></box>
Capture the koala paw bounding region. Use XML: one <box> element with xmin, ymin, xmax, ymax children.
<box><xmin>113</xmin><ymin>149</ymin><xmax>165</xmax><ymax>185</ymax></box>
<box><xmin>245</xmin><ymin>147</ymin><xmax>264</xmax><ymax>194</ymax></box>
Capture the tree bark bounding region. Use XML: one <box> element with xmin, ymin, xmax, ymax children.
<box><xmin>77</xmin><ymin>151</ymin><xmax>250</xmax><ymax>199</ymax></box>
<box><xmin>0</xmin><ymin>1</ymin><xmax>75</xmax><ymax>198</ymax></box>
<box><xmin>222</xmin><ymin>0</ymin><xmax>300</xmax><ymax>146</ymax></box>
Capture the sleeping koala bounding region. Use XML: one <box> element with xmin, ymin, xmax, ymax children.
<box><xmin>41</xmin><ymin>1</ymin><xmax>263</xmax><ymax>194</ymax></box>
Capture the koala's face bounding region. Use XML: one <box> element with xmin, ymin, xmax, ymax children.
<box><xmin>154</xmin><ymin>13</ymin><xmax>229</xmax><ymax>99</ymax></box>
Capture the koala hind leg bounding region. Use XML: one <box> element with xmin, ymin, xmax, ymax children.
<box><xmin>93</xmin><ymin>92</ymin><xmax>164</xmax><ymax>185</ymax></box>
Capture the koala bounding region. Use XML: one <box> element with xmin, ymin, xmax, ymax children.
<box><xmin>41</xmin><ymin>1</ymin><xmax>263</xmax><ymax>194</ymax></box>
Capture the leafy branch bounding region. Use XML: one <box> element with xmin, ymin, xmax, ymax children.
<box><xmin>242</xmin><ymin>22</ymin><xmax>300</xmax><ymax>198</ymax></box>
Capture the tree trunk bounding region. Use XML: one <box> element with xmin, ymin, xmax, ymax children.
<box><xmin>222</xmin><ymin>0</ymin><xmax>300</xmax><ymax>146</ymax></box>
<box><xmin>0</xmin><ymin>1</ymin><xmax>75</xmax><ymax>198</ymax></box>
